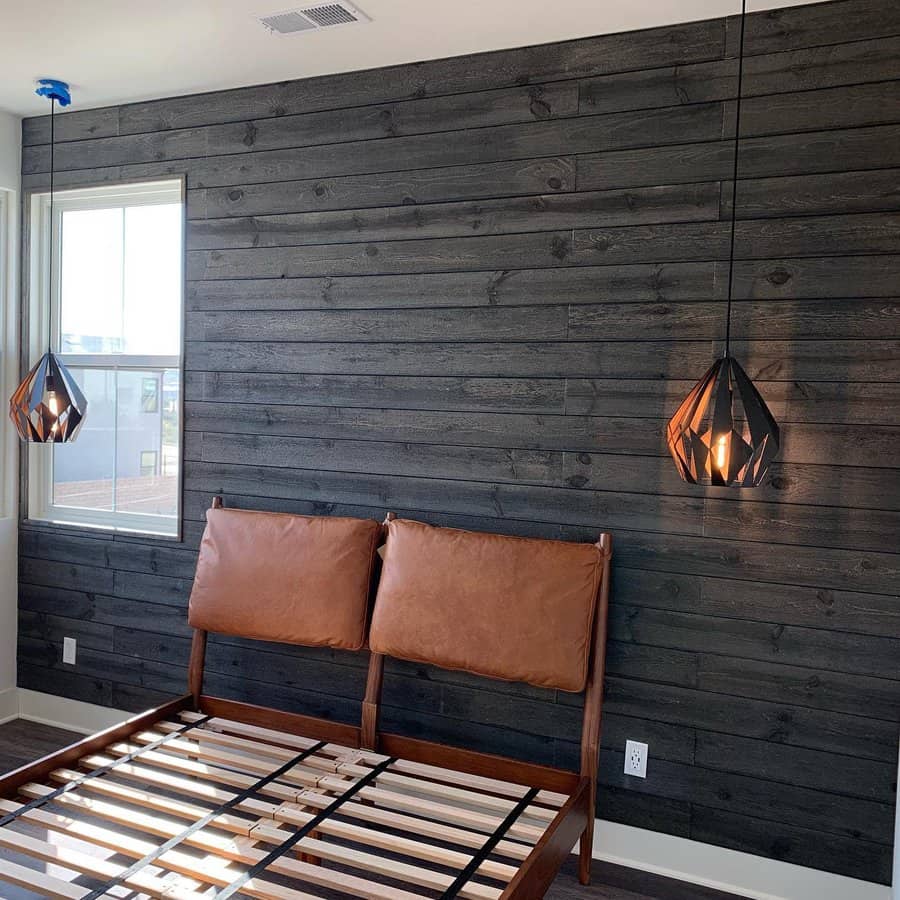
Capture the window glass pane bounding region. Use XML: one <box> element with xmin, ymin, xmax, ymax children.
<box><xmin>51</xmin><ymin>368</ymin><xmax>115</xmax><ymax>511</ymax></box>
<box><xmin>114</xmin><ymin>369</ymin><xmax>179</xmax><ymax>519</ymax></box>
<box><xmin>123</xmin><ymin>204</ymin><xmax>182</xmax><ymax>355</ymax></box>
<box><xmin>59</xmin><ymin>202</ymin><xmax>181</xmax><ymax>355</ymax></box>
<box><xmin>59</xmin><ymin>209</ymin><xmax>124</xmax><ymax>353</ymax></box>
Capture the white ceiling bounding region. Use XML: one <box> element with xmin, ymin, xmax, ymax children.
<box><xmin>0</xmin><ymin>0</ymin><xmax>823</xmax><ymax>118</ymax></box>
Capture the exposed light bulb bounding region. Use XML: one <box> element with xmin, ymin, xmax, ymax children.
<box><xmin>714</xmin><ymin>434</ymin><xmax>728</xmax><ymax>473</ymax></box>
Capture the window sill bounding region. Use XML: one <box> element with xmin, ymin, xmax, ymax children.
<box><xmin>21</xmin><ymin>516</ymin><xmax>183</xmax><ymax>543</ymax></box>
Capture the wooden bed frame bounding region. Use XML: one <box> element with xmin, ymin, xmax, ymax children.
<box><xmin>0</xmin><ymin>505</ymin><xmax>612</xmax><ymax>900</ymax></box>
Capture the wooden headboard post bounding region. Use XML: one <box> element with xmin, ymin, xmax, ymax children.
<box><xmin>578</xmin><ymin>531</ymin><xmax>613</xmax><ymax>885</ymax></box>
<box><xmin>188</xmin><ymin>629</ymin><xmax>208</xmax><ymax>708</ymax></box>
<box><xmin>360</xmin><ymin>511</ymin><xmax>394</xmax><ymax>750</ymax></box>
<box><xmin>187</xmin><ymin>495</ymin><xmax>222</xmax><ymax>708</ymax></box>
<box><xmin>361</xmin><ymin>652</ymin><xmax>385</xmax><ymax>750</ymax></box>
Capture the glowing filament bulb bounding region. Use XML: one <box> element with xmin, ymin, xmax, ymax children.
<box><xmin>714</xmin><ymin>434</ymin><xmax>728</xmax><ymax>472</ymax></box>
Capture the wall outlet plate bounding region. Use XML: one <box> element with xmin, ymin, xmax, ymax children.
<box><xmin>624</xmin><ymin>739</ymin><xmax>648</xmax><ymax>778</ymax></box>
<box><xmin>63</xmin><ymin>637</ymin><xmax>77</xmax><ymax>666</ymax></box>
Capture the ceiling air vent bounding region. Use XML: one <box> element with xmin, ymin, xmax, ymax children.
<box><xmin>258</xmin><ymin>1</ymin><xmax>369</xmax><ymax>34</ymax></box>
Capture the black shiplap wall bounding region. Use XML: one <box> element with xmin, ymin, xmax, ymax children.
<box><xmin>17</xmin><ymin>0</ymin><xmax>900</xmax><ymax>884</ymax></box>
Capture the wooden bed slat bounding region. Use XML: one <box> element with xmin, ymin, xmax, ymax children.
<box><xmin>276</xmin><ymin>784</ymin><xmax>531</xmax><ymax>863</ymax></box>
<box><xmin>275</xmin><ymin>802</ymin><xmax>517</xmax><ymax>884</ymax></box>
<box><xmin>391</xmin><ymin>760</ymin><xmax>567</xmax><ymax>809</ymax></box>
<box><xmin>75</xmin><ymin>737</ymin><xmax>328</xmax><ymax>900</ymax></box>
<box><xmin>78</xmin><ymin>752</ymin><xmax>518</xmax><ymax>883</ymax></box>
<box><xmin>24</xmin><ymin>772</ymin><xmax>435</xmax><ymax>900</ymax></box>
<box><xmin>129</xmin><ymin>729</ymin><xmax>546</xmax><ymax>843</ymax></box>
<box><xmin>130</xmin><ymin>730</ymin><xmax>321</xmax><ymax>786</ymax></box>
<box><xmin>84</xmin><ymin>750</ymin><xmax>531</xmax><ymax>865</ymax></box>
<box><xmin>0</xmin><ymin>858</ymin><xmax>88</xmax><ymax>900</ymax></box>
<box><xmin>57</xmin><ymin>761</ymin><xmax>513</xmax><ymax>895</ymax></box>
<box><xmin>0</xmin><ymin>797</ymin><xmax>313</xmax><ymax>900</ymax></box>
<box><xmin>160</xmin><ymin>720</ymin><xmax>557</xmax><ymax>822</ymax></box>
<box><xmin>0</xmin><ymin>823</ymin><xmax>204</xmax><ymax>900</ymax></box>
<box><xmin>80</xmin><ymin>752</ymin><xmax>274</xmax><ymax>816</ymax></box>
<box><xmin>182</xmin><ymin>712</ymin><xmax>567</xmax><ymax>808</ymax></box>
<box><xmin>0</xmin><ymin>798</ymin><xmax>211</xmax><ymax>891</ymax></box>
<box><xmin>49</xmin><ymin>766</ymin><xmax>259</xmax><ymax>834</ymax></box>
<box><xmin>102</xmin><ymin>741</ymin><xmax>301</xmax><ymax>803</ymax></box>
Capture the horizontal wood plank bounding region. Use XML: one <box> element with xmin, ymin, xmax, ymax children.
<box><xmin>193</xmin><ymin>156</ymin><xmax>577</xmax><ymax>219</ymax></box>
<box><xmin>186</xmin><ymin>182</ymin><xmax>721</xmax><ymax>250</ymax></box>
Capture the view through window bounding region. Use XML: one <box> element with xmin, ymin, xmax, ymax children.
<box><xmin>29</xmin><ymin>180</ymin><xmax>183</xmax><ymax>535</ymax></box>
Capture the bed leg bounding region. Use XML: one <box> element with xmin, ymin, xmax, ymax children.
<box><xmin>578</xmin><ymin>817</ymin><xmax>594</xmax><ymax>884</ymax></box>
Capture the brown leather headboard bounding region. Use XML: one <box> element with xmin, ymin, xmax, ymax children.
<box><xmin>188</xmin><ymin>507</ymin><xmax>381</xmax><ymax>650</ymax></box>
<box><xmin>369</xmin><ymin>518</ymin><xmax>606</xmax><ymax>692</ymax></box>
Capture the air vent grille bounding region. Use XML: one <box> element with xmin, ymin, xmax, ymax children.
<box><xmin>302</xmin><ymin>3</ymin><xmax>357</xmax><ymax>26</ymax></box>
<box><xmin>257</xmin><ymin>1</ymin><xmax>369</xmax><ymax>34</ymax></box>
<box><xmin>259</xmin><ymin>11</ymin><xmax>316</xmax><ymax>33</ymax></box>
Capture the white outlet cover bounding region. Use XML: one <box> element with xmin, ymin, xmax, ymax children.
<box><xmin>624</xmin><ymin>739</ymin><xmax>648</xmax><ymax>778</ymax></box>
<box><xmin>63</xmin><ymin>637</ymin><xmax>77</xmax><ymax>666</ymax></box>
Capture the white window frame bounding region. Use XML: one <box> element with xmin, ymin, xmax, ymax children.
<box><xmin>0</xmin><ymin>187</ymin><xmax>18</xmax><ymax>519</ymax></box>
<box><xmin>26</xmin><ymin>178</ymin><xmax>184</xmax><ymax>537</ymax></box>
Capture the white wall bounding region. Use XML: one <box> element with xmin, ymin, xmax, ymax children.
<box><xmin>895</xmin><ymin>738</ymin><xmax>899</xmax><ymax>900</ymax></box>
<box><xmin>0</xmin><ymin>109</ymin><xmax>21</xmax><ymax>713</ymax></box>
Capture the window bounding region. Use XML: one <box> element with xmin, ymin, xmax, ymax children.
<box><xmin>141</xmin><ymin>376</ymin><xmax>160</xmax><ymax>413</ymax></box>
<box><xmin>27</xmin><ymin>180</ymin><xmax>183</xmax><ymax>536</ymax></box>
<box><xmin>140</xmin><ymin>451</ymin><xmax>158</xmax><ymax>478</ymax></box>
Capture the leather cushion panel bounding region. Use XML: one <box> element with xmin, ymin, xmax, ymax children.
<box><xmin>189</xmin><ymin>507</ymin><xmax>381</xmax><ymax>650</ymax></box>
<box><xmin>369</xmin><ymin>518</ymin><xmax>602</xmax><ymax>691</ymax></box>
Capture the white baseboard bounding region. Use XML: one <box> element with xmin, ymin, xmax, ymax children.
<box><xmin>591</xmin><ymin>820</ymin><xmax>890</xmax><ymax>900</ymax></box>
<box><xmin>3</xmin><ymin>689</ymin><xmax>892</xmax><ymax>900</ymax></box>
<box><xmin>0</xmin><ymin>687</ymin><xmax>17</xmax><ymax>725</ymax></box>
<box><xmin>15</xmin><ymin>688</ymin><xmax>131</xmax><ymax>735</ymax></box>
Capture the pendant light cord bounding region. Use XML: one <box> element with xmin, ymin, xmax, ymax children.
<box><xmin>723</xmin><ymin>0</ymin><xmax>747</xmax><ymax>358</ymax></box>
<box><xmin>47</xmin><ymin>96</ymin><xmax>55</xmax><ymax>357</ymax></box>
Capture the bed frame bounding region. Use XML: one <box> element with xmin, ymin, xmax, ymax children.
<box><xmin>0</xmin><ymin>502</ymin><xmax>612</xmax><ymax>900</ymax></box>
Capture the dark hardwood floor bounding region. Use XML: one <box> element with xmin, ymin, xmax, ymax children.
<box><xmin>0</xmin><ymin>718</ymin><xmax>81</xmax><ymax>775</ymax></box>
<box><xmin>0</xmin><ymin>718</ymin><xmax>745</xmax><ymax>899</ymax></box>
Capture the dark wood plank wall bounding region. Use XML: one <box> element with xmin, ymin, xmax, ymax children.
<box><xmin>16</xmin><ymin>0</ymin><xmax>900</xmax><ymax>884</ymax></box>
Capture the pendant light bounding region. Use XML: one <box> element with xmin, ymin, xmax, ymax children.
<box><xmin>665</xmin><ymin>0</ymin><xmax>779</xmax><ymax>488</ymax></box>
<box><xmin>9</xmin><ymin>79</ymin><xmax>88</xmax><ymax>443</ymax></box>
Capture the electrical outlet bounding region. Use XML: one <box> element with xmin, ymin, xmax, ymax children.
<box><xmin>62</xmin><ymin>637</ymin><xmax>77</xmax><ymax>666</ymax></box>
<box><xmin>624</xmin><ymin>740</ymin><xmax>648</xmax><ymax>778</ymax></box>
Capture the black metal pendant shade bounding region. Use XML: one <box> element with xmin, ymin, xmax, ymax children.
<box><xmin>666</xmin><ymin>355</ymin><xmax>779</xmax><ymax>487</ymax></box>
<box><xmin>9</xmin><ymin>351</ymin><xmax>87</xmax><ymax>443</ymax></box>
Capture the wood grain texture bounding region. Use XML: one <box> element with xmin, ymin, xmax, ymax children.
<box><xmin>17</xmin><ymin>0</ymin><xmax>900</xmax><ymax>887</ymax></box>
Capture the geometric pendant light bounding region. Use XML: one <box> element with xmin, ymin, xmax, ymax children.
<box><xmin>666</xmin><ymin>355</ymin><xmax>779</xmax><ymax>487</ymax></box>
<box><xmin>665</xmin><ymin>0</ymin><xmax>779</xmax><ymax>487</ymax></box>
<box><xmin>9</xmin><ymin>79</ymin><xmax>88</xmax><ymax>443</ymax></box>
<box><xmin>9</xmin><ymin>350</ymin><xmax>87</xmax><ymax>442</ymax></box>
